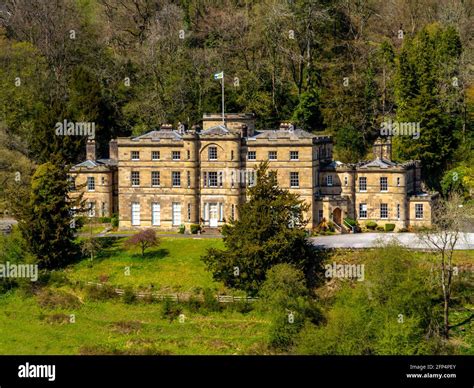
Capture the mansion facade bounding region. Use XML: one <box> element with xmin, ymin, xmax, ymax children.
<box><xmin>69</xmin><ymin>113</ymin><xmax>437</xmax><ymax>231</ymax></box>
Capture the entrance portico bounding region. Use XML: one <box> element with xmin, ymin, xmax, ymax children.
<box><xmin>201</xmin><ymin>197</ymin><xmax>225</xmax><ymax>227</ymax></box>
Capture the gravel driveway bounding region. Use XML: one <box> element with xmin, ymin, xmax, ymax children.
<box><xmin>310</xmin><ymin>233</ymin><xmax>474</xmax><ymax>250</ymax></box>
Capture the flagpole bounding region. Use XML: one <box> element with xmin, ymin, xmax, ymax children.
<box><xmin>221</xmin><ymin>72</ymin><xmax>225</xmax><ymax>126</ymax></box>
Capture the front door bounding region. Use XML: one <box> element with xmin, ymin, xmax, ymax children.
<box><xmin>209</xmin><ymin>203</ymin><xmax>218</xmax><ymax>227</ymax></box>
<box><xmin>333</xmin><ymin>207</ymin><xmax>342</xmax><ymax>226</ymax></box>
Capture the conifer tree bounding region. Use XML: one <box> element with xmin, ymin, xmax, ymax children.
<box><xmin>394</xmin><ymin>26</ymin><xmax>462</xmax><ymax>189</ymax></box>
<box><xmin>202</xmin><ymin>162</ymin><xmax>318</xmax><ymax>295</ymax></box>
<box><xmin>13</xmin><ymin>158</ymin><xmax>80</xmax><ymax>269</ymax></box>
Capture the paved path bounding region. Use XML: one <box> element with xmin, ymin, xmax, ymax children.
<box><xmin>100</xmin><ymin>232</ymin><xmax>222</xmax><ymax>239</ymax></box>
<box><xmin>310</xmin><ymin>233</ymin><xmax>474</xmax><ymax>250</ymax></box>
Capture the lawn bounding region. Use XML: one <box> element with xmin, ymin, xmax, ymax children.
<box><xmin>0</xmin><ymin>293</ymin><xmax>269</xmax><ymax>355</ymax></box>
<box><xmin>0</xmin><ymin>236</ymin><xmax>471</xmax><ymax>355</ymax></box>
<box><xmin>0</xmin><ymin>237</ymin><xmax>272</xmax><ymax>355</ymax></box>
<box><xmin>66</xmin><ymin>237</ymin><xmax>225</xmax><ymax>292</ymax></box>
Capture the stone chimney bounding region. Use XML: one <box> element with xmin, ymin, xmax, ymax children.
<box><xmin>86</xmin><ymin>140</ymin><xmax>96</xmax><ymax>160</ymax></box>
<box><xmin>373</xmin><ymin>137</ymin><xmax>392</xmax><ymax>160</ymax></box>
<box><xmin>177</xmin><ymin>122</ymin><xmax>186</xmax><ymax>134</ymax></box>
<box><xmin>241</xmin><ymin>124</ymin><xmax>248</xmax><ymax>138</ymax></box>
<box><xmin>109</xmin><ymin>139</ymin><xmax>118</xmax><ymax>161</ymax></box>
<box><xmin>160</xmin><ymin>123</ymin><xmax>173</xmax><ymax>131</ymax></box>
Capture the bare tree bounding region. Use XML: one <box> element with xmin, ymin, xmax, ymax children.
<box><xmin>417</xmin><ymin>192</ymin><xmax>474</xmax><ymax>339</ymax></box>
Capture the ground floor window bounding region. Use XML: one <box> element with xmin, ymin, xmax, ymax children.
<box><xmin>152</xmin><ymin>203</ymin><xmax>160</xmax><ymax>226</ymax></box>
<box><xmin>131</xmin><ymin>202</ymin><xmax>140</xmax><ymax>225</ymax></box>
<box><xmin>172</xmin><ymin>202</ymin><xmax>181</xmax><ymax>226</ymax></box>
<box><xmin>231</xmin><ymin>204</ymin><xmax>235</xmax><ymax>220</ymax></box>
<box><xmin>219</xmin><ymin>203</ymin><xmax>224</xmax><ymax>221</ymax></box>
<box><xmin>88</xmin><ymin>201</ymin><xmax>96</xmax><ymax>217</ymax></box>
<box><xmin>188</xmin><ymin>203</ymin><xmax>191</xmax><ymax>222</ymax></box>
<box><xmin>318</xmin><ymin>209</ymin><xmax>323</xmax><ymax>222</ymax></box>
<box><xmin>415</xmin><ymin>204</ymin><xmax>424</xmax><ymax>219</ymax></box>
<box><xmin>359</xmin><ymin>203</ymin><xmax>367</xmax><ymax>219</ymax></box>
<box><xmin>397</xmin><ymin>204</ymin><xmax>400</xmax><ymax>220</ymax></box>
<box><xmin>380</xmin><ymin>203</ymin><xmax>388</xmax><ymax>219</ymax></box>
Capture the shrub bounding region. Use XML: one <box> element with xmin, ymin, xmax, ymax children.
<box><xmin>202</xmin><ymin>288</ymin><xmax>221</xmax><ymax>312</ymax></box>
<box><xmin>98</xmin><ymin>216</ymin><xmax>111</xmax><ymax>223</ymax></box>
<box><xmin>36</xmin><ymin>289</ymin><xmax>81</xmax><ymax>309</ymax></box>
<box><xmin>42</xmin><ymin>313</ymin><xmax>71</xmax><ymax>325</ymax></box>
<box><xmin>190</xmin><ymin>224</ymin><xmax>201</xmax><ymax>234</ymax></box>
<box><xmin>230</xmin><ymin>301</ymin><xmax>254</xmax><ymax>314</ymax></box>
<box><xmin>259</xmin><ymin>264</ymin><xmax>321</xmax><ymax>350</ymax></box>
<box><xmin>376</xmin><ymin>226</ymin><xmax>385</xmax><ymax>232</ymax></box>
<box><xmin>366</xmin><ymin>221</ymin><xmax>377</xmax><ymax>230</ymax></box>
<box><xmin>85</xmin><ymin>284</ymin><xmax>117</xmax><ymax>301</ymax></box>
<box><xmin>385</xmin><ymin>224</ymin><xmax>396</xmax><ymax>232</ymax></box>
<box><xmin>141</xmin><ymin>293</ymin><xmax>155</xmax><ymax>304</ymax></box>
<box><xmin>344</xmin><ymin>218</ymin><xmax>357</xmax><ymax>227</ymax></box>
<box><xmin>122</xmin><ymin>287</ymin><xmax>136</xmax><ymax>304</ymax></box>
<box><xmin>47</xmin><ymin>271</ymin><xmax>70</xmax><ymax>287</ymax></box>
<box><xmin>327</xmin><ymin>221</ymin><xmax>335</xmax><ymax>232</ymax></box>
<box><xmin>187</xmin><ymin>295</ymin><xmax>202</xmax><ymax>312</ymax></box>
<box><xmin>161</xmin><ymin>298</ymin><xmax>182</xmax><ymax>321</ymax></box>
<box><xmin>111</xmin><ymin>214</ymin><xmax>119</xmax><ymax>228</ymax></box>
<box><xmin>178</xmin><ymin>225</ymin><xmax>186</xmax><ymax>234</ymax></box>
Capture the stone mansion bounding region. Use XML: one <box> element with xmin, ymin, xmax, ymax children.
<box><xmin>69</xmin><ymin>113</ymin><xmax>437</xmax><ymax>231</ymax></box>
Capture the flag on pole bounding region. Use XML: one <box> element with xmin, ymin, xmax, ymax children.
<box><xmin>214</xmin><ymin>71</ymin><xmax>224</xmax><ymax>80</ymax></box>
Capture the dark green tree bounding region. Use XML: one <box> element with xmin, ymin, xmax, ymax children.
<box><xmin>14</xmin><ymin>158</ymin><xmax>80</xmax><ymax>269</ymax></box>
<box><xmin>202</xmin><ymin>162</ymin><xmax>319</xmax><ymax>296</ymax></box>
<box><xmin>394</xmin><ymin>26</ymin><xmax>462</xmax><ymax>189</ymax></box>
<box><xmin>291</xmin><ymin>87</ymin><xmax>324</xmax><ymax>131</ymax></box>
<box><xmin>259</xmin><ymin>263</ymin><xmax>321</xmax><ymax>350</ymax></box>
<box><xmin>335</xmin><ymin>124</ymin><xmax>366</xmax><ymax>163</ymax></box>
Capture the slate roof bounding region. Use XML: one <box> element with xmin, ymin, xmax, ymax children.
<box><xmin>71</xmin><ymin>159</ymin><xmax>116</xmax><ymax>170</ymax></box>
<box><xmin>200</xmin><ymin>125</ymin><xmax>230</xmax><ymax>135</ymax></box>
<box><xmin>132</xmin><ymin>129</ymin><xmax>183</xmax><ymax>140</ymax></box>
<box><xmin>250</xmin><ymin>128</ymin><xmax>315</xmax><ymax>140</ymax></box>
<box><xmin>358</xmin><ymin>157</ymin><xmax>398</xmax><ymax>169</ymax></box>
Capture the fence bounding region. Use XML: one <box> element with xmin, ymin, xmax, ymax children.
<box><xmin>85</xmin><ymin>281</ymin><xmax>258</xmax><ymax>303</ymax></box>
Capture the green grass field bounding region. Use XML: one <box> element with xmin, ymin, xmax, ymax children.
<box><xmin>0</xmin><ymin>237</ymin><xmax>270</xmax><ymax>355</ymax></box>
<box><xmin>67</xmin><ymin>237</ymin><xmax>225</xmax><ymax>292</ymax></box>
<box><xmin>0</xmin><ymin>236</ymin><xmax>471</xmax><ymax>355</ymax></box>
<box><xmin>0</xmin><ymin>293</ymin><xmax>269</xmax><ymax>355</ymax></box>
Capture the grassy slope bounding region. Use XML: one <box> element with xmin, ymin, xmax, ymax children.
<box><xmin>67</xmin><ymin>237</ymin><xmax>225</xmax><ymax>292</ymax></box>
<box><xmin>0</xmin><ymin>293</ymin><xmax>268</xmax><ymax>355</ymax></box>
<box><xmin>0</xmin><ymin>237</ymin><xmax>269</xmax><ymax>355</ymax></box>
<box><xmin>0</xmin><ymin>237</ymin><xmax>471</xmax><ymax>355</ymax></box>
